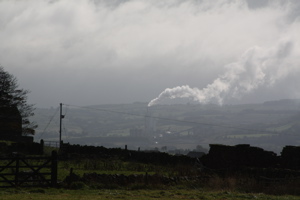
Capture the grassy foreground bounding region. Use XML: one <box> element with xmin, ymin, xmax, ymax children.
<box><xmin>1</xmin><ymin>188</ymin><xmax>300</xmax><ymax>200</ymax></box>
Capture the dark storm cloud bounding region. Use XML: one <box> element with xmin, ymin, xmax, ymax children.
<box><xmin>0</xmin><ymin>0</ymin><xmax>299</xmax><ymax>107</ymax></box>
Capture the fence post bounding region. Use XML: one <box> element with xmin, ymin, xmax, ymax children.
<box><xmin>145</xmin><ymin>172</ymin><xmax>148</xmax><ymax>185</ymax></box>
<box><xmin>51</xmin><ymin>151</ymin><xmax>58</xmax><ymax>187</ymax></box>
<box><xmin>40</xmin><ymin>139</ymin><xmax>44</xmax><ymax>155</ymax></box>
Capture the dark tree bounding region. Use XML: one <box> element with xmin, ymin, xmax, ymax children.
<box><xmin>0</xmin><ymin>66</ymin><xmax>37</xmax><ymax>135</ymax></box>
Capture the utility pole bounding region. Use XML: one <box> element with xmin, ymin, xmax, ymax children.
<box><xmin>59</xmin><ymin>103</ymin><xmax>64</xmax><ymax>149</ymax></box>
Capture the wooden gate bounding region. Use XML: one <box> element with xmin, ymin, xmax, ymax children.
<box><xmin>0</xmin><ymin>151</ymin><xmax>57</xmax><ymax>188</ymax></box>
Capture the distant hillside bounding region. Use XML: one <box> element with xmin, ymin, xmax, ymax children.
<box><xmin>31</xmin><ymin>99</ymin><xmax>300</xmax><ymax>153</ymax></box>
<box><xmin>263</xmin><ymin>99</ymin><xmax>300</xmax><ymax>108</ymax></box>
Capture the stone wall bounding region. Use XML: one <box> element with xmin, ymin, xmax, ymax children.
<box><xmin>201</xmin><ymin>144</ymin><xmax>278</xmax><ymax>169</ymax></box>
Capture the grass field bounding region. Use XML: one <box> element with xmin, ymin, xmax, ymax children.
<box><xmin>1</xmin><ymin>188</ymin><xmax>300</xmax><ymax>200</ymax></box>
<box><xmin>2</xmin><ymin>141</ymin><xmax>300</xmax><ymax>199</ymax></box>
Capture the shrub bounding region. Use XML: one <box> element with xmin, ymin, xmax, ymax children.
<box><xmin>69</xmin><ymin>181</ymin><xmax>88</xmax><ymax>190</ymax></box>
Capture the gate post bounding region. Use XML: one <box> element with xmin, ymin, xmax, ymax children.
<box><xmin>51</xmin><ymin>151</ymin><xmax>58</xmax><ymax>187</ymax></box>
<box><xmin>15</xmin><ymin>154</ymin><xmax>19</xmax><ymax>187</ymax></box>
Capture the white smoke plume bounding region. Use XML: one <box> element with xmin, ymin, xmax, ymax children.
<box><xmin>148</xmin><ymin>40</ymin><xmax>297</xmax><ymax>107</ymax></box>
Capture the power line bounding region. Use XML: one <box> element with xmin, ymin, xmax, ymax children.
<box><xmin>38</xmin><ymin>106</ymin><xmax>59</xmax><ymax>140</ymax></box>
<box><xmin>62</xmin><ymin>120</ymin><xmax>68</xmax><ymax>139</ymax></box>
<box><xmin>63</xmin><ymin>103</ymin><xmax>146</xmax><ymax>118</ymax></box>
<box><xmin>62</xmin><ymin>103</ymin><xmax>276</xmax><ymax>135</ymax></box>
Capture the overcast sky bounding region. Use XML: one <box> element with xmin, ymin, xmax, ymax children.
<box><xmin>1</xmin><ymin>0</ymin><xmax>300</xmax><ymax>108</ymax></box>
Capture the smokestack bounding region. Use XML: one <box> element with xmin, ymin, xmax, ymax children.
<box><xmin>145</xmin><ymin>106</ymin><xmax>156</xmax><ymax>136</ymax></box>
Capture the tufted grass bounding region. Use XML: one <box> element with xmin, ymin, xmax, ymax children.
<box><xmin>1</xmin><ymin>188</ymin><xmax>300</xmax><ymax>200</ymax></box>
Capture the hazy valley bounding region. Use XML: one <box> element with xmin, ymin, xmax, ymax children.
<box><xmin>30</xmin><ymin>99</ymin><xmax>300</xmax><ymax>154</ymax></box>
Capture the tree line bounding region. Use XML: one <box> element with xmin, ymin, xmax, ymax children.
<box><xmin>0</xmin><ymin>66</ymin><xmax>36</xmax><ymax>135</ymax></box>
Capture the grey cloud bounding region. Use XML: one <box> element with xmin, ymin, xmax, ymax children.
<box><xmin>0</xmin><ymin>0</ymin><xmax>299</xmax><ymax>107</ymax></box>
<box><xmin>246</xmin><ymin>0</ymin><xmax>269</xmax><ymax>9</ymax></box>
